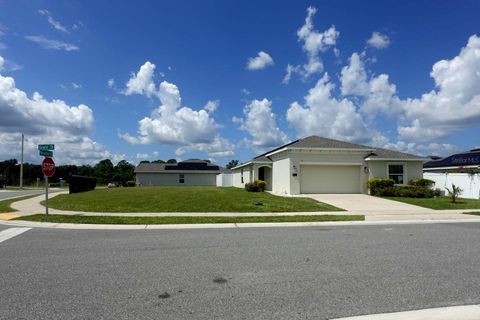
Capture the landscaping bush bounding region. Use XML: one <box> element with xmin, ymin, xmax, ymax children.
<box><xmin>366</xmin><ymin>178</ymin><xmax>395</xmax><ymax>195</ymax></box>
<box><xmin>245</xmin><ymin>180</ymin><xmax>267</xmax><ymax>192</ymax></box>
<box><xmin>433</xmin><ymin>188</ymin><xmax>443</xmax><ymax>197</ymax></box>
<box><xmin>376</xmin><ymin>185</ymin><xmax>434</xmax><ymax>198</ymax></box>
<box><xmin>409</xmin><ymin>178</ymin><xmax>435</xmax><ymax>188</ymax></box>
<box><xmin>124</xmin><ymin>181</ymin><xmax>136</xmax><ymax>187</ymax></box>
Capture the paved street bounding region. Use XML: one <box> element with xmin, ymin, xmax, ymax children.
<box><xmin>0</xmin><ymin>189</ymin><xmax>44</xmax><ymax>201</ymax></box>
<box><xmin>1</xmin><ymin>223</ymin><xmax>480</xmax><ymax>319</ymax></box>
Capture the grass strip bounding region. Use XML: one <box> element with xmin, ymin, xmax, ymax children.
<box><xmin>14</xmin><ymin>214</ymin><xmax>364</xmax><ymax>225</ymax></box>
<box><xmin>463</xmin><ymin>212</ymin><xmax>480</xmax><ymax>216</ymax></box>
<box><xmin>0</xmin><ymin>195</ymin><xmax>39</xmax><ymax>213</ymax></box>
<box><xmin>384</xmin><ymin>196</ymin><xmax>480</xmax><ymax>210</ymax></box>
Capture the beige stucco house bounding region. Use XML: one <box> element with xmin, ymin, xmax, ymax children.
<box><xmin>135</xmin><ymin>159</ymin><xmax>227</xmax><ymax>186</ymax></box>
<box><xmin>229</xmin><ymin>136</ymin><xmax>428</xmax><ymax>195</ymax></box>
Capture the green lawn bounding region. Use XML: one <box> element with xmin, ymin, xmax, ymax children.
<box><xmin>384</xmin><ymin>196</ymin><xmax>480</xmax><ymax>210</ymax></box>
<box><xmin>45</xmin><ymin>187</ymin><xmax>343</xmax><ymax>212</ymax></box>
<box><xmin>0</xmin><ymin>195</ymin><xmax>39</xmax><ymax>213</ymax></box>
<box><xmin>14</xmin><ymin>214</ymin><xmax>363</xmax><ymax>224</ymax></box>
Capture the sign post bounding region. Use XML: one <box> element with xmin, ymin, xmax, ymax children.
<box><xmin>40</xmin><ymin>145</ymin><xmax>55</xmax><ymax>216</ymax></box>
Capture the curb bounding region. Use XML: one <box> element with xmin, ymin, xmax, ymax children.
<box><xmin>2</xmin><ymin>218</ymin><xmax>480</xmax><ymax>230</ymax></box>
<box><xmin>332</xmin><ymin>304</ymin><xmax>480</xmax><ymax>320</ymax></box>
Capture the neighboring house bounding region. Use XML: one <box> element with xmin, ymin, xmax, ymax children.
<box><xmin>423</xmin><ymin>148</ymin><xmax>480</xmax><ymax>199</ymax></box>
<box><xmin>135</xmin><ymin>159</ymin><xmax>227</xmax><ymax>186</ymax></box>
<box><xmin>229</xmin><ymin>136</ymin><xmax>427</xmax><ymax>195</ymax></box>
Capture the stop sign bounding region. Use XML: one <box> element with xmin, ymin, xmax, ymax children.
<box><xmin>42</xmin><ymin>157</ymin><xmax>55</xmax><ymax>177</ymax></box>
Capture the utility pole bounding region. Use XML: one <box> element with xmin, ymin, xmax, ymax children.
<box><xmin>20</xmin><ymin>133</ymin><xmax>24</xmax><ymax>189</ymax></box>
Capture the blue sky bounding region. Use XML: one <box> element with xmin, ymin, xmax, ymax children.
<box><xmin>0</xmin><ymin>0</ymin><xmax>479</xmax><ymax>165</ymax></box>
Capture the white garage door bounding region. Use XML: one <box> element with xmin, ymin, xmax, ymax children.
<box><xmin>300</xmin><ymin>165</ymin><xmax>361</xmax><ymax>194</ymax></box>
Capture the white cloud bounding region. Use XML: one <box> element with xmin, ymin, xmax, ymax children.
<box><xmin>384</xmin><ymin>140</ymin><xmax>460</xmax><ymax>157</ymax></box>
<box><xmin>0</xmin><ymin>56</ymin><xmax>4</xmax><ymax>71</ymax></box>
<box><xmin>283</xmin><ymin>6</ymin><xmax>339</xmax><ymax>83</ymax></box>
<box><xmin>286</xmin><ymin>73</ymin><xmax>373</xmax><ymax>144</ymax></box>
<box><xmin>398</xmin><ymin>35</ymin><xmax>480</xmax><ymax>142</ymax></box>
<box><xmin>204</xmin><ymin>100</ymin><xmax>219</xmax><ymax>113</ymax></box>
<box><xmin>246</xmin><ymin>51</ymin><xmax>274</xmax><ymax>70</ymax></box>
<box><xmin>234</xmin><ymin>98</ymin><xmax>289</xmax><ymax>149</ymax></box>
<box><xmin>72</xmin><ymin>82</ymin><xmax>81</xmax><ymax>89</ymax></box>
<box><xmin>124</xmin><ymin>61</ymin><xmax>158</xmax><ymax>98</ymax></box>
<box><xmin>0</xmin><ymin>57</ymin><xmax>122</xmax><ymax>165</ymax></box>
<box><xmin>175</xmin><ymin>136</ymin><xmax>235</xmax><ymax>158</ymax></box>
<box><xmin>136</xmin><ymin>153</ymin><xmax>149</xmax><ymax>159</ymax></box>
<box><xmin>24</xmin><ymin>35</ymin><xmax>79</xmax><ymax>51</ymax></box>
<box><xmin>107</xmin><ymin>78</ymin><xmax>115</xmax><ymax>88</ymax></box>
<box><xmin>340</xmin><ymin>52</ymin><xmax>401</xmax><ymax>117</ymax></box>
<box><xmin>367</xmin><ymin>32</ymin><xmax>390</xmax><ymax>49</ymax></box>
<box><xmin>38</xmin><ymin>9</ymin><xmax>69</xmax><ymax>33</ymax></box>
<box><xmin>121</xmin><ymin>62</ymin><xmax>234</xmax><ymax>157</ymax></box>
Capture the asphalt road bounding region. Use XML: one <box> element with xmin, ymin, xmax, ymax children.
<box><xmin>0</xmin><ymin>189</ymin><xmax>44</xmax><ymax>200</ymax></box>
<box><xmin>1</xmin><ymin>223</ymin><xmax>480</xmax><ymax>319</ymax></box>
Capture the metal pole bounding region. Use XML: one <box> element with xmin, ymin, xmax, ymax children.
<box><xmin>20</xmin><ymin>133</ymin><xmax>24</xmax><ymax>189</ymax></box>
<box><xmin>45</xmin><ymin>176</ymin><xmax>48</xmax><ymax>215</ymax></box>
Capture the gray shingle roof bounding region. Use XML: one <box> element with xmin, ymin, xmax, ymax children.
<box><xmin>288</xmin><ymin>136</ymin><xmax>374</xmax><ymax>149</ymax></box>
<box><xmin>365</xmin><ymin>148</ymin><xmax>425</xmax><ymax>160</ymax></box>
<box><xmin>135</xmin><ymin>160</ymin><xmax>222</xmax><ymax>173</ymax></box>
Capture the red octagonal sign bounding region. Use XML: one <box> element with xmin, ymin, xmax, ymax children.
<box><xmin>42</xmin><ymin>157</ymin><xmax>56</xmax><ymax>177</ymax></box>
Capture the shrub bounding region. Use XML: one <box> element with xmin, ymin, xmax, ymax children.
<box><xmin>433</xmin><ymin>188</ymin><xmax>443</xmax><ymax>197</ymax></box>
<box><xmin>124</xmin><ymin>181</ymin><xmax>136</xmax><ymax>187</ymax></box>
<box><xmin>446</xmin><ymin>184</ymin><xmax>462</xmax><ymax>203</ymax></box>
<box><xmin>366</xmin><ymin>178</ymin><xmax>395</xmax><ymax>195</ymax></box>
<box><xmin>245</xmin><ymin>180</ymin><xmax>267</xmax><ymax>192</ymax></box>
<box><xmin>409</xmin><ymin>178</ymin><xmax>435</xmax><ymax>188</ymax></box>
<box><xmin>377</xmin><ymin>185</ymin><xmax>434</xmax><ymax>198</ymax></box>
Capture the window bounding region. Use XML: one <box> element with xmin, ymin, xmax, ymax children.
<box><xmin>388</xmin><ymin>164</ymin><xmax>404</xmax><ymax>184</ymax></box>
<box><xmin>241</xmin><ymin>169</ymin><xmax>244</xmax><ymax>183</ymax></box>
<box><xmin>179</xmin><ymin>174</ymin><xmax>185</xmax><ymax>184</ymax></box>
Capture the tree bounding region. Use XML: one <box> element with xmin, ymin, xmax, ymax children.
<box><xmin>446</xmin><ymin>184</ymin><xmax>463</xmax><ymax>203</ymax></box>
<box><xmin>166</xmin><ymin>159</ymin><xmax>177</xmax><ymax>164</ymax></box>
<box><xmin>94</xmin><ymin>159</ymin><xmax>114</xmax><ymax>184</ymax></box>
<box><xmin>152</xmin><ymin>159</ymin><xmax>165</xmax><ymax>163</ymax></box>
<box><xmin>139</xmin><ymin>160</ymin><xmax>150</xmax><ymax>164</ymax></box>
<box><xmin>226</xmin><ymin>160</ymin><xmax>239</xmax><ymax>169</ymax></box>
<box><xmin>114</xmin><ymin>160</ymin><xmax>135</xmax><ymax>185</ymax></box>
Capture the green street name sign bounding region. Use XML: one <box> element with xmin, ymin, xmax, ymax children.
<box><xmin>39</xmin><ymin>150</ymin><xmax>53</xmax><ymax>157</ymax></box>
<box><xmin>38</xmin><ymin>144</ymin><xmax>55</xmax><ymax>151</ymax></box>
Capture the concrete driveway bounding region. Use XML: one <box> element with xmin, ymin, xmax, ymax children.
<box><xmin>303</xmin><ymin>194</ymin><xmax>435</xmax><ymax>214</ymax></box>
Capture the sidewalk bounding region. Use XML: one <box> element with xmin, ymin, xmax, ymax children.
<box><xmin>6</xmin><ymin>192</ymin><xmax>480</xmax><ymax>222</ymax></box>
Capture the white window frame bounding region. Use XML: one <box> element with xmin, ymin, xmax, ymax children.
<box><xmin>387</xmin><ymin>163</ymin><xmax>406</xmax><ymax>185</ymax></box>
<box><xmin>179</xmin><ymin>174</ymin><xmax>185</xmax><ymax>184</ymax></box>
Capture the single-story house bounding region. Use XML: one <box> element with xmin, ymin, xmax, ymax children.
<box><xmin>229</xmin><ymin>135</ymin><xmax>428</xmax><ymax>195</ymax></box>
<box><xmin>135</xmin><ymin>159</ymin><xmax>228</xmax><ymax>186</ymax></box>
<box><xmin>423</xmin><ymin>148</ymin><xmax>480</xmax><ymax>199</ymax></box>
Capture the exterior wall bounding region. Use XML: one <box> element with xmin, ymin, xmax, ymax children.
<box><xmin>231</xmin><ymin>165</ymin><xmax>252</xmax><ymax>188</ymax></box>
<box><xmin>216</xmin><ymin>173</ymin><xmax>233</xmax><ymax>187</ymax></box>
<box><xmin>367</xmin><ymin>161</ymin><xmax>424</xmax><ymax>184</ymax></box>
<box><xmin>271</xmin><ymin>156</ymin><xmax>291</xmax><ymax>194</ymax></box>
<box><xmin>424</xmin><ymin>172</ymin><xmax>480</xmax><ymax>199</ymax></box>
<box><xmin>136</xmin><ymin>172</ymin><xmax>216</xmax><ymax>186</ymax></box>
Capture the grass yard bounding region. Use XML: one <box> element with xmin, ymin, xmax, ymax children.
<box><xmin>384</xmin><ymin>196</ymin><xmax>480</xmax><ymax>210</ymax></box>
<box><xmin>0</xmin><ymin>195</ymin><xmax>39</xmax><ymax>213</ymax></box>
<box><xmin>14</xmin><ymin>214</ymin><xmax>363</xmax><ymax>224</ymax></box>
<box><xmin>45</xmin><ymin>187</ymin><xmax>343</xmax><ymax>212</ymax></box>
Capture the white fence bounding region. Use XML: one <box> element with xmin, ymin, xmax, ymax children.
<box><xmin>216</xmin><ymin>173</ymin><xmax>233</xmax><ymax>187</ymax></box>
<box><xmin>424</xmin><ymin>172</ymin><xmax>480</xmax><ymax>199</ymax></box>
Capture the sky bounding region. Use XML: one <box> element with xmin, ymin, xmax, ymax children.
<box><xmin>0</xmin><ymin>0</ymin><xmax>479</xmax><ymax>166</ymax></box>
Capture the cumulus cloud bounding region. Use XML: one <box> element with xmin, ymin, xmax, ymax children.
<box><xmin>340</xmin><ymin>52</ymin><xmax>402</xmax><ymax>117</ymax></box>
<box><xmin>121</xmin><ymin>62</ymin><xmax>234</xmax><ymax>158</ymax></box>
<box><xmin>24</xmin><ymin>35</ymin><xmax>79</xmax><ymax>51</ymax></box>
<box><xmin>233</xmin><ymin>98</ymin><xmax>289</xmax><ymax>149</ymax></box>
<box><xmin>204</xmin><ymin>100</ymin><xmax>219</xmax><ymax>113</ymax></box>
<box><xmin>284</xmin><ymin>6</ymin><xmax>339</xmax><ymax>83</ymax></box>
<box><xmin>38</xmin><ymin>9</ymin><xmax>69</xmax><ymax>33</ymax></box>
<box><xmin>246</xmin><ymin>51</ymin><xmax>274</xmax><ymax>70</ymax></box>
<box><xmin>0</xmin><ymin>56</ymin><xmax>4</xmax><ymax>71</ymax></box>
<box><xmin>0</xmin><ymin>57</ymin><xmax>122</xmax><ymax>164</ymax></box>
<box><xmin>398</xmin><ymin>35</ymin><xmax>480</xmax><ymax>142</ymax></box>
<box><xmin>367</xmin><ymin>32</ymin><xmax>390</xmax><ymax>49</ymax></box>
<box><xmin>107</xmin><ymin>78</ymin><xmax>115</xmax><ymax>88</ymax></box>
<box><xmin>286</xmin><ymin>73</ymin><xmax>374</xmax><ymax>144</ymax></box>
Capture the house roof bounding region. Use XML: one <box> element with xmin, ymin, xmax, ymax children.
<box><xmin>135</xmin><ymin>159</ymin><xmax>223</xmax><ymax>173</ymax></box>
<box><xmin>233</xmin><ymin>136</ymin><xmax>425</xmax><ymax>169</ymax></box>
<box><xmin>424</xmin><ymin>149</ymin><xmax>480</xmax><ymax>169</ymax></box>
